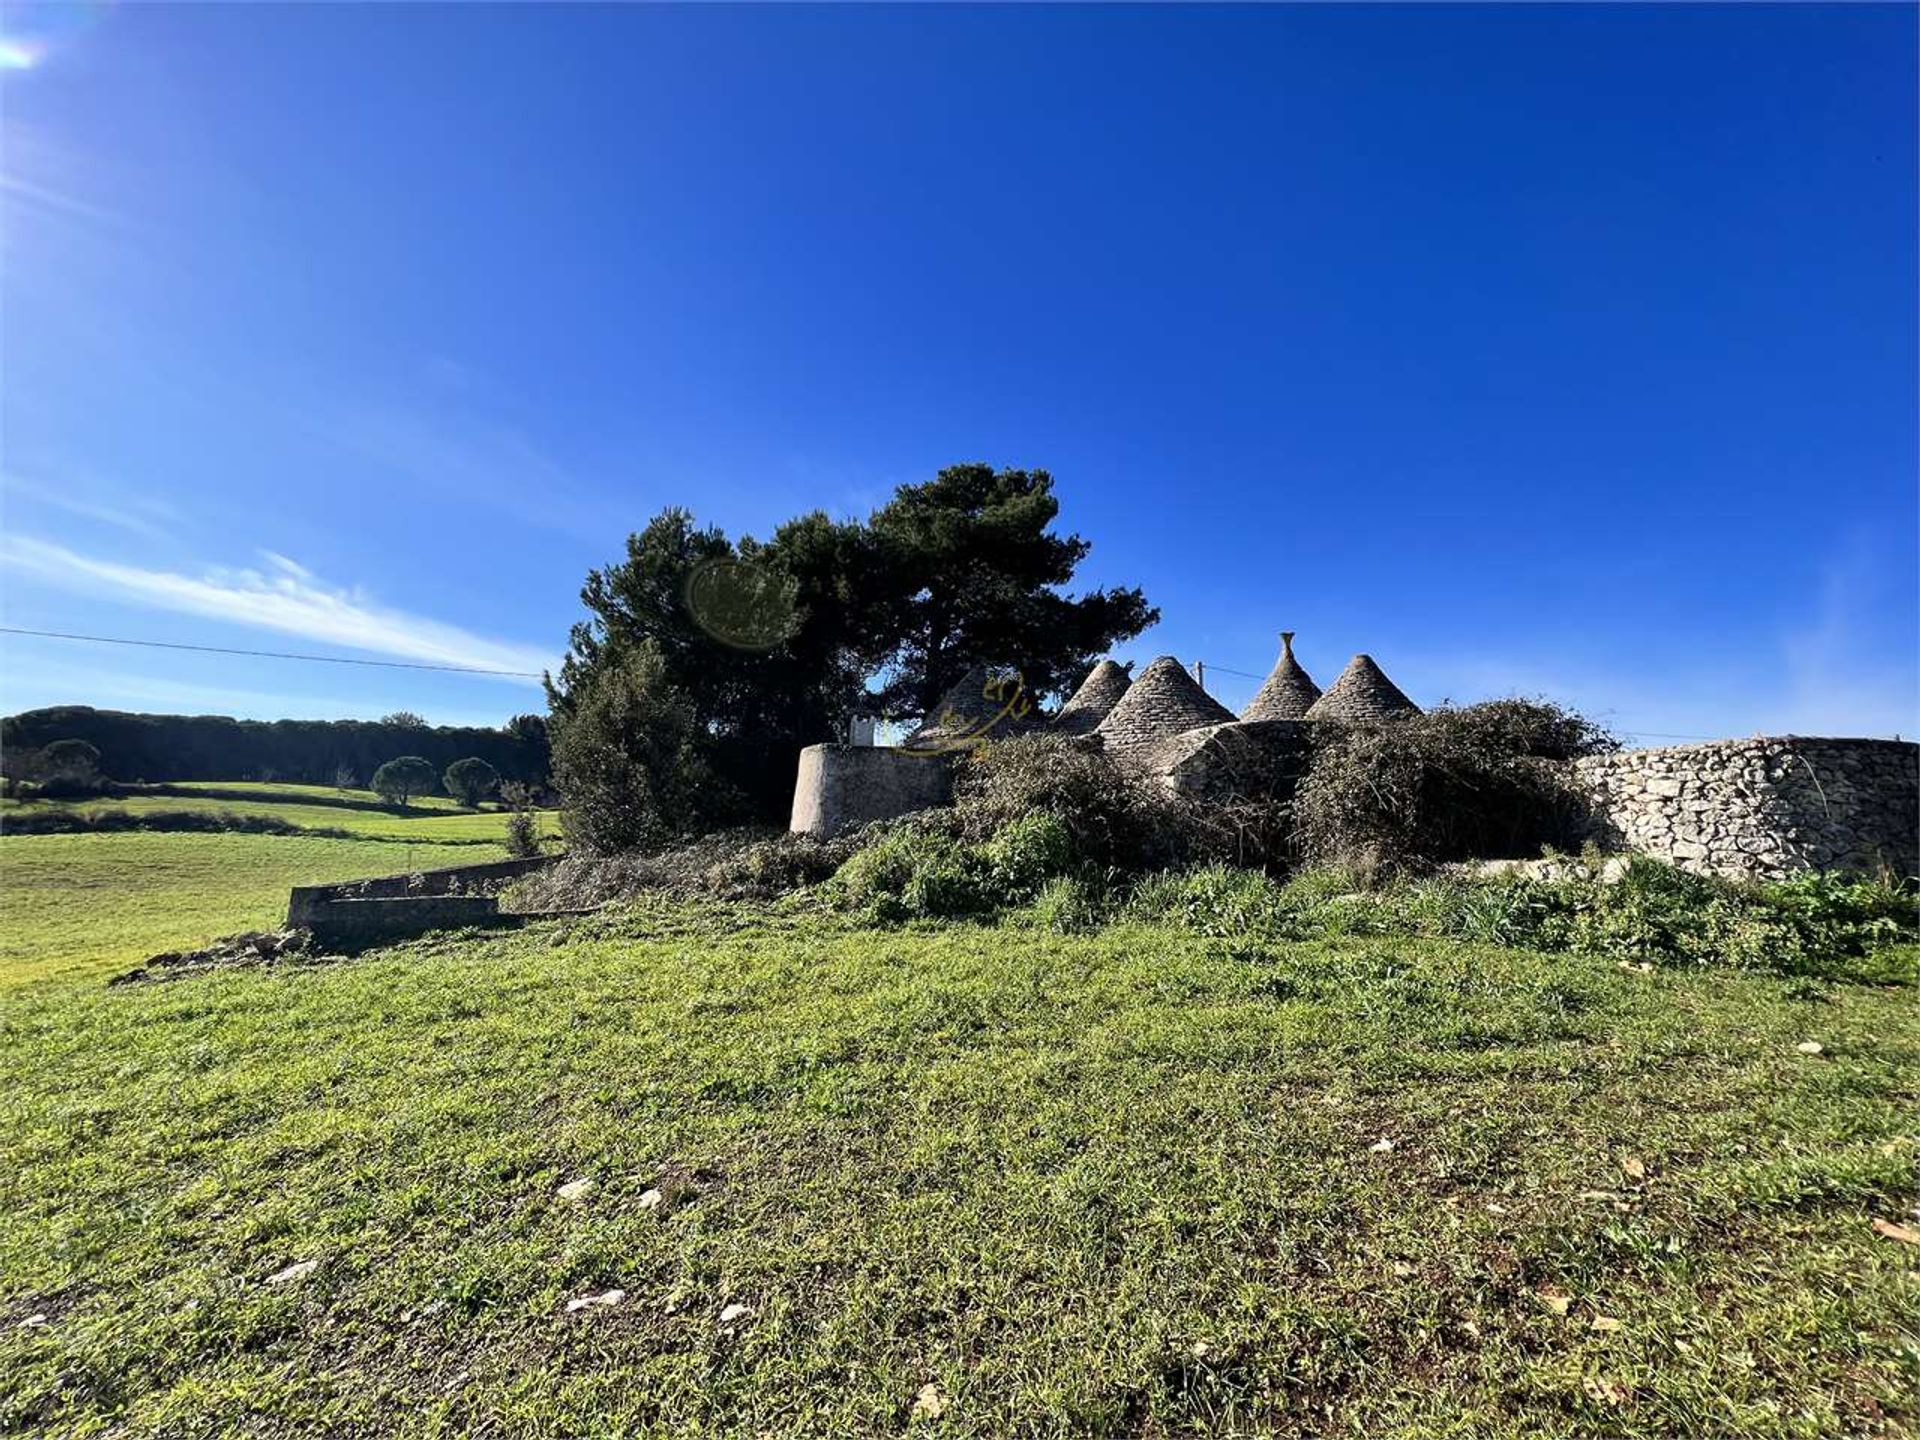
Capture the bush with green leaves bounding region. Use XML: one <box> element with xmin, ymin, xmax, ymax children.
<box><xmin>370</xmin><ymin>755</ymin><xmax>438</xmax><ymax>808</ymax></box>
<box><xmin>443</xmin><ymin>756</ymin><xmax>500</xmax><ymax>808</ymax></box>
<box><xmin>550</xmin><ymin>641</ymin><xmax>738</xmax><ymax>855</ymax></box>
<box><xmin>1293</xmin><ymin>698</ymin><xmax>1616</xmax><ymax>874</ymax></box>
<box><xmin>829</xmin><ymin>813</ymin><xmax>1077</xmax><ymax>923</ymax></box>
<box><xmin>1125</xmin><ymin>855</ymin><xmax>1915</xmax><ymax>981</ymax></box>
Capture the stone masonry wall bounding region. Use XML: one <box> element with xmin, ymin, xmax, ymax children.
<box><xmin>789</xmin><ymin>743</ymin><xmax>955</xmax><ymax>838</ymax></box>
<box><xmin>1575</xmin><ymin>737</ymin><xmax>1917</xmax><ymax>881</ymax></box>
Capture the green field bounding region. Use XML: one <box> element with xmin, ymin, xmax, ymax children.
<box><xmin>3</xmin><ymin>780</ymin><xmax>562</xmax><ymax>846</ymax></box>
<box><xmin>0</xmin><ymin>832</ymin><xmax>517</xmax><ymax>986</ymax></box>
<box><xmin>1</xmin><ymin>890</ymin><xmax>1915</xmax><ymax>1436</ymax></box>
<box><xmin>0</xmin><ymin>781</ymin><xmax>566</xmax><ymax>986</ymax></box>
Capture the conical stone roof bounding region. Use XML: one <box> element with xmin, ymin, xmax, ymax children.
<box><xmin>904</xmin><ymin>664</ymin><xmax>1039</xmax><ymax>752</ymax></box>
<box><xmin>1304</xmin><ymin>654</ymin><xmax>1420</xmax><ymax>723</ymax></box>
<box><xmin>1241</xmin><ymin>632</ymin><xmax>1321</xmax><ymax>722</ymax></box>
<box><xmin>1054</xmin><ymin>659</ymin><xmax>1132</xmax><ymax>736</ymax></box>
<box><xmin>1094</xmin><ymin>656</ymin><xmax>1235</xmax><ymax>756</ymax></box>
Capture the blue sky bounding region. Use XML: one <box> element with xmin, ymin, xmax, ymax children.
<box><xmin>3</xmin><ymin>3</ymin><xmax>1914</xmax><ymax>742</ymax></box>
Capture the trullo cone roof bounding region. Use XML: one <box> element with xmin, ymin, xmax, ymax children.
<box><xmin>904</xmin><ymin>664</ymin><xmax>1039</xmax><ymax>751</ymax></box>
<box><xmin>1053</xmin><ymin>659</ymin><xmax>1132</xmax><ymax>736</ymax></box>
<box><xmin>1095</xmin><ymin>656</ymin><xmax>1235</xmax><ymax>755</ymax></box>
<box><xmin>1303</xmin><ymin>654</ymin><xmax>1420</xmax><ymax>723</ymax></box>
<box><xmin>1240</xmin><ymin>632</ymin><xmax>1321</xmax><ymax>721</ymax></box>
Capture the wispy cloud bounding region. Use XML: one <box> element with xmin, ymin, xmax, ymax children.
<box><xmin>2</xmin><ymin>471</ymin><xmax>178</xmax><ymax>541</ymax></box>
<box><xmin>1776</xmin><ymin>536</ymin><xmax>1919</xmax><ymax>739</ymax></box>
<box><xmin>314</xmin><ymin>402</ymin><xmax>612</xmax><ymax>543</ymax></box>
<box><xmin>0</xmin><ymin>535</ymin><xmax>555</xmax><ymax>683</ymax></box>
<box><xmin>1401</xmin><ymin>538</ymin><xmax>1918</xmax><ymax>746</ymax></box>
<box><xmin>0</xmin><ymin>171</ymin><xmax>118</xmax><ymax>225</ymax></box>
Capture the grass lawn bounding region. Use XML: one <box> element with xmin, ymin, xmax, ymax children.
<box><xmin>2</xmin><ymin>896</ymin><xmax>1914</xmax><ymax>1436</ymax></box>
<box><xmin>0</xmin><ymin>832</ymin><xmax>513</xmax><ymax>986</ymax></box>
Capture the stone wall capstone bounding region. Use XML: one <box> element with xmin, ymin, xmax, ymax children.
<box><xmin>1575</xmin><ymin>737</ymin><xmax>1917</xmax><ymax>881</ymax></box>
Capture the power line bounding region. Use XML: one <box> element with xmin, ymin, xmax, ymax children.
<box><xmin>0</xmin><ymin>626</ymin><xmax>545</xmax><ymax>678</ymax></box>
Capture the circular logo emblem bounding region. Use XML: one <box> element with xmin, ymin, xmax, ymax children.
<box><xmin>683</xmin><ymin>557</ymin><xmax>799</xmax><ymax>650</ymax></box>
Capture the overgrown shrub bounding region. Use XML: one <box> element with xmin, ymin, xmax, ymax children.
<box><xmin>949</xmin><ymin>734</ymin><xmax>1215</xmax><ymax>871</ymax></box>
<box><xmin>981</xmin><ymin>813</ymin><xmax>1074</xmax><ymax>901</ymax></box>
<box><xmin>498</xmin><ymin>780</ymin><xmax>543</xmax><ymax>857</ymax></box>
<box><xmin>1126</xmin><ymin>855</ymin><xmax>1915</xmax><ymax>980</ymax></box>
<box><xmin>828</xmin><ymin>811</ymin><xmax>1078</xmax><ymax>923</ymax></box>
<box><xmin>510</xmin><ymin>827</ymin><xmax>869</xmax><ymax>910</ymax></box>
<box><xmin>1293</xmin><ymin>699</ymin><xmax>1616</xmax><ymax>874</ymax></box>
<box><xmin>504</xmin><ymin>809</ymin><xmax>542</xmax><ymax>859</ymax></box>
<box><xmin>550</xmin><ymin>641</ymin><xmax>740</xmax><ymax>855</ymax></box>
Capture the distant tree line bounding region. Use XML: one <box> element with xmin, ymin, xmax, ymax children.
<box><xmin>0</xmin><ymin>706</ymin><xmax>550</xmax><ymax>789</ymax></box>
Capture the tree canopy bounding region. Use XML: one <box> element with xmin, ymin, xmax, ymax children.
<box><xmin>371</xmin><ymin>755</ymin><xmax>438</xmax><ymax>808</ymax></box>
<box><xmin>443</xmin><ymin>756</ymin><xmax>500</xmax><ymax>808</ymax></box>
<box><xmin>547</xmin><ymin>464</ymin><xmax>1156</xmax><ymax>821</ymax></box>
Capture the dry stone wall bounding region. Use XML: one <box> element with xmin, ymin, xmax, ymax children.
<box><xmin>1576</xmin><ymin>737</ymin><xmax>1917</xmax><ymax>881</ymax></box>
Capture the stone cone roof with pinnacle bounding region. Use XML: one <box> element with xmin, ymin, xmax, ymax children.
<box><xmin>1240</xmin><ymin>632</ymin><xmax>1321</xmax><ymax>722</ymax></box>
<box><xmin>904</xmin><ymin>664</ymin><xmax>1040</xmax><ymax>751</ymax></box>
<box><xmin>1094</xmin><ymin>656</ymin><xmax>1235</xmax><ymax>756</ymax></box>
<box><xmin>1053</xmin><ymin>659</ymin><xmax>1133</xmax><ymax>737</ymax></box>
<box><xmin>1303</xmin><ymin>654</ymin><xmax>1420</xmax><ymax>723</ymax></box>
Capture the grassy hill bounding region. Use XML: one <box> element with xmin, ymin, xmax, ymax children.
<box><xmin>2</xmin><ymin>895</ymin><xmax>1914</xmax><ymax>1436</ymax></box>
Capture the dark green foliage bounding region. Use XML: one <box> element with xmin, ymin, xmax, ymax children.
<box><xmin>2</xmin><ymin>737</ymin><xmax>111</xmax><ymax>798</ymax></box>
<box><xmin>547</xmin><ymin>465</ymin><xmax>1157</xmax><ymax>826</ymax></box>
<box><xmin>549</xmin><ymin>508</ymin><xmax>871</xmax><ymax>824</ymax></box>
<box><xmin>861</xmin><ymin>464</ymin><xmax>1158</xmax><ymax>717</ymax></box>
<box><xmin>503</xmin><ymin>713</ymin><xmax>551</xmax><ymax>777</ymax></box>
<box><xmin>0</xmin><ymin>809</ymin><xmax>349</xmax><ymax>839</ymax></box>
<box><xmin>500</xmin><ymin>781</ymin><xmax>543</xmax><ymax>858</ymax></box>
<box><xmin>443</xmin><ymin>757</ymin><xmax>500</xmax><ymax>808</ymax></box>
<box><xmin>41</xmin><ymin>738</ymin><xmax>102</xmax><ymax>778</ymax></box>
<box><xmin>549</xmin><ymin>642</ymin><xmax>733</xmax><ymax>855</ymax></box>
<box><xmin>0</xmin><ymin>706</ymin><xmax>550</xmax><ymax>786</ymax></box>
<box><xmin>381</xmin><ymin>711</ymin><xmax>428</xmax><ymax>728</ymax></box>
<box><xmin>370</xmin><ymin>755</ymin><xmax>438</xmax><ymax>808</ymax></box>
<box><xmin>1293</xmin><ymin>699</ymin><xmax>1617</xmax><ymax>872</ymax></box>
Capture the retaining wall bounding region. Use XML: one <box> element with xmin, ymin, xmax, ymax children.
<box><xmin>1576</xmin><ymin>737</ymin><xmax>1917</xmax><ymax>880</ymax></box>
<box><xmin>288</xmin><ymin>854</ymin><xmax>558</xmax><ymax>947</ymax></box>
